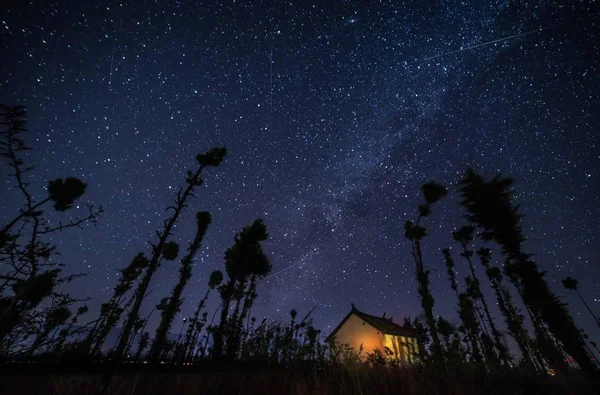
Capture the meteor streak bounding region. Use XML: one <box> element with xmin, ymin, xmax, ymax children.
<box><xmin>417</xmin><ymin>24</ymin><xmax>555</xmax><ymax>63</ymax></box>
<box><xmin>265</xmin><ymin>249</ymin><xmax>318</xmax><ymax>280</ymax></box>
<box><xmin>265</xmin><ymin>263</ymin><xmax>300</xmax><ymax>280</ymax></box>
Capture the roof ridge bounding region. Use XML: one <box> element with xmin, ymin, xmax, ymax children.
<box><xmin>327</xmin><ymin>304</ymin><xmax>418</xmax><ymax>340</ymax></box>
<box><xmin>356</xmin><ymin>309</ymin><xmax>389</xmax><ymax>320</ymax></box>
<box><xmin>352</xmin><ymin>307</ymin><xmax>417</xmax><ymax>336</ymax></box>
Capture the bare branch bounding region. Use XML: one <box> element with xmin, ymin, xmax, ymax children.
<box><xmin>38</xmin><ymin>205</ymin><xmax>102</xmax><ymax>235</ymax></box>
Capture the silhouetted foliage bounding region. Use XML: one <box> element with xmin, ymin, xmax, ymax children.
<box><xmin>110</xmin><ymin>146</ymin><xmax>227</xmax><ymax>360</ymax></box>
<box><xmin>442</xmin><ymin>248</ymin><xmax>484</xmax><ymax>365</ymax></box>
<box><xmin>421</xmin><ymin>182</ymin><xmax>448</xmax><ymax>205</ymax></box>
<box><xmin>457</xmin><ymin>293</ymin><xmax>484</xmax><ymax>364</ymax></box>
<box><xmin>404</xmin><ymin>181</ymin><xmax>447</xmax><ymax>370</ymax></box>
<box><xmin>453</xmin><ymin>225</ymin><xmax>510</xmax><ymax>368</ymax></box>
<box><xmin>196</xmin><ymin>147</ymin><xmax>227</xmax><ymax>167</ymax></box>
<box><xmin>442</xmin><ymin>248</ymin><xmax>458</xmax><ymax>296</ymax></box>
<box><xmin>161</xmin><ymin>241</ymin><xmax>180</xmax><ymax>261</ymax></box>
<box><xmin>458</xmin><ymin>168</ymin><xmax>595</xmax><ymax>375</ymax></box>
<box><xmin>0</xmin><ymin>105</ymin><xmax>100</xmax><ymax>357</ymax></box>
<box><xmin>176</xmin><ymin>269</ymin><xmax>223</xmax><ymax>363</ymax></box>
<box><xmin>85</xmin><ymin>252</ymin><xmax>149</xmax><ymax>355</ymax></box>
<box><xmin>478</xmin><ymin>248</ymin><xmax>542</xmax><ymax>373</ymax></box>
<box><xmin>150</xmin><ymin>211</ymin><xmax>212</xmax><ymax>361</ymax></box>
<box><xmin>213</xmin><ymin>219</ymin><xmax>271</xmax><ymax>361</ymax></box>
<box><xmin>437</xmin><ymin>317</ymin><xmax>467</xmax><ymax>364</ymax></box>
<box><xmin>399</xmin><ymin>169</ymin><xmax>599</xmax><ymax>376</ymax></box>
<box><xmin>562</xmin><ymin>277</ymin><xmax>578</xmax><ymax>291</ymax></box>
<box><xmin>47</xmin><ymin>177</ymin><xmax>87</xmax><ymax>211</ymax></box>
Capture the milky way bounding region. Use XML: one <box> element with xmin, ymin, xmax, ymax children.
<box><xmin>1</xmin><ymin>1</ymin><xmax>598</xmax><ymax>341</ymax></box>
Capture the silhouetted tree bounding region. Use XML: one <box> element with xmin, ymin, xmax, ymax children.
<box><xmin>453</xmin><ymin>226</ymin><xmax>510</xmax><ymax>367</ymax></box>
<box><xmin>437</xmin><ymin>317</ymin><xmax>453</xmax><ymax>346</ymax></box>
<box><xmin>465</xmin><ymin>274</ymin><xmax>500</xmax><ymax>367</ymax></box>
<box><xmin>180</xmin><ymin>270</ymin><xmax>223</xmax><ymax>362</ymax></box>
<box><xmin>150</xmin><ymin>211</ymin><xmax>212</xmax><ymax>361</ymax></box>
<box><xmin>0</xmin><ymin>105</ymin><xmax>101</xmax><ymax>356</ymax></box>
<box><xmin>212</xmin><ymin>219</ymin><xmax>271</xmax><ymax>360</ymax></box>
<box><xmin>442</xmin><ymin>248</ymin><xmax>483</xmax><ymax>364</ymax></box>
<box><xmin>27</xmin><ymin>306</ymin><xmax>71</xmax><ymax>354</ymax></box>
<box><xmin>111</xmin><ymin>147</ymin><xmax>226</xmax><ymax>359</ymax></box>
<box><xmin>226</xmin><ymin>219</ymin><xmax>271</xmax><ymax>360</ymax></box>
<box><xmin>85</xmin><ymin>253</ymin><xmax>149</xmax><ymax>355</ymax></box>
<box><xmin>404</xmin><ymin>181</ymin><xmax>447</xmax><ymax>368</ymax></box>
<box><xmin>437</xmin><ymin>317</ymin><xmax>465</xmax><ymax>364</ymax></box>
<box><xmin>458</xmin><ymin>168</ymin><xmax>595</xmax><ymax>374</ymax></box>
<box><xmin>134</xmin><ymin>331</ymin><xmax>150</xmax><ymax>361</ymax></box>
<box><xmin>478</xmin><ymin>248</ymin><xmax>541</xmax><ymax>372</ymax></box>
<box><xmin>442</xmin><ymin>249</ymin><xmax>459</xmax><ymax>299</ymax></box>
<box><xmin>562</xmin><ymin>276</ymin><xmax>600</xmax><ymax>328</ymax></box>
<box><xmin>52</xmin><ymin>306</ymin><xmax>89</xmax><ymax>354</ymax></box>
<box><xmin>457</xmin><ymin>293</ymin><xmax>484</xmax><ymax>364</ymax></box>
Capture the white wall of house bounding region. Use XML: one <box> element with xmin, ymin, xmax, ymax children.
<box><xmin>333</xmin><ymin>313</ymin><xmax>420</xmax><ymax>363</ymax></box>
<box><xmin>334</xmin><ymin>313</ymin><xmax>384</xmax><ymax>358</ymax></box>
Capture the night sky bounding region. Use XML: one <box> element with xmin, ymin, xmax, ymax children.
<box><xmin>1</xmin><ymin>1</ymin><xmax>599</xmax><ymax>343</ymax></box>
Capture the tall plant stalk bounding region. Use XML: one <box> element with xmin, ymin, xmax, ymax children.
<box><xmin>453</xmin><ymin>226</ymin><xmax>511</xmax><ymax>367</ymax></box>
<box><xmin>150</xmin><ymin>212</ymin><xmax>212</xmax><ymax>361</ymax></box>
<box><xmin>180</xmin><ymin>270</ymin><xmax>222</xmax><ymax>362</ymax></box>
<box><xmin>404</xmin><ymin>182</ymin><xmax>447</xmax><ymax>368</ymax></box>
<box><xmin>478</xmin><ymin>248</ymin><xmax>541</xmax><ymax>372</ymax></box>
<box><xmin>112</xmin><ymin>148</ymin><xmax>226</xmax><ymax>359</ymax></box>
<box><xmin>443</xmin><ymin>249</ymin><xmax>483</xmax><ymax>364</ymax></box>
<box><xmin>213</xmin><ymin>219</ymin><xmax>270</xmax><ymax>361</ymax></box>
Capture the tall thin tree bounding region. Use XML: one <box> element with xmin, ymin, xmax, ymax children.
<box><xmin>453</xmin><ymin>226</ymin><xmax>511</xmax><ymax>367</ymax></box>
<box><xmin>150</xmin><ymin>211</ymin><xmax>212</xmax><ymax>361</ymax></box>
<box><xmin>212</xmin><ymin>219</ymin><xmax>270</xmax><ymax>360</ymax></box>
<box><xmin>112</xmin><ymin>147</ymin><xmax>226</xmax><ymax>359</ymax></box>
<box><xmin>478</xmin><ymin>248</ymin><xmax>541</xmax><ymax>372</ymax></box>
<box><xmin>458</xmin><ymin>168</ymin><xmax>595</xmax><ymax>375</ymax></box>
<box><xmin>442</xmin><ymin>248</ymin><xmax>483</xmax><ymax>364</ymax></box>
<box><xmin>404</xmin><ymin>182</ymin><xmax>447</xmax><ymax>368</ymax></box>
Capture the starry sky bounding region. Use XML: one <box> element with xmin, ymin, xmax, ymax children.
<box><xmin>1</xmin><ymin>1</ymin><xmax>599</xmax><ymax>343</ymax></box>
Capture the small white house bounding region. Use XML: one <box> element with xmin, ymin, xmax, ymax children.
<box><xmin>327</xmin><ymin>304</ymin><xmax>420</xmax><ymax>363</ymax></box>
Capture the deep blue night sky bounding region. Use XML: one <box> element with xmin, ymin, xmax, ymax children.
<box><xmin>1</xmin><ymin>1</ymin><xmax>599</xmax><ymax>345</ymax></box>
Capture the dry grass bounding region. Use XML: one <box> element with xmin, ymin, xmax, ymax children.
<box><xmin>1</xmin><ymin>364</ymin><xmax>597</xmax><ymax>395</ymax></box>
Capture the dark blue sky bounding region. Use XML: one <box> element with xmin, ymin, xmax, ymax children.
<box><xmin>1</xmin><ymin>1</ymin><xmax>598</xmax><ymax>345</ymax></box>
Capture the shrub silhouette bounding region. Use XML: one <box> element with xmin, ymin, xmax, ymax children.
<box><xmin>0</xmin><ymin>105</ymin><xmax>100</xmax><ymax>356</ymax></box>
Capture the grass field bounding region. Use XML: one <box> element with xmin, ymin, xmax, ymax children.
<box><xmin>2</xmin><ymin>363</ymin><xmax>598</xmax><ymax>395</ymax></box>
